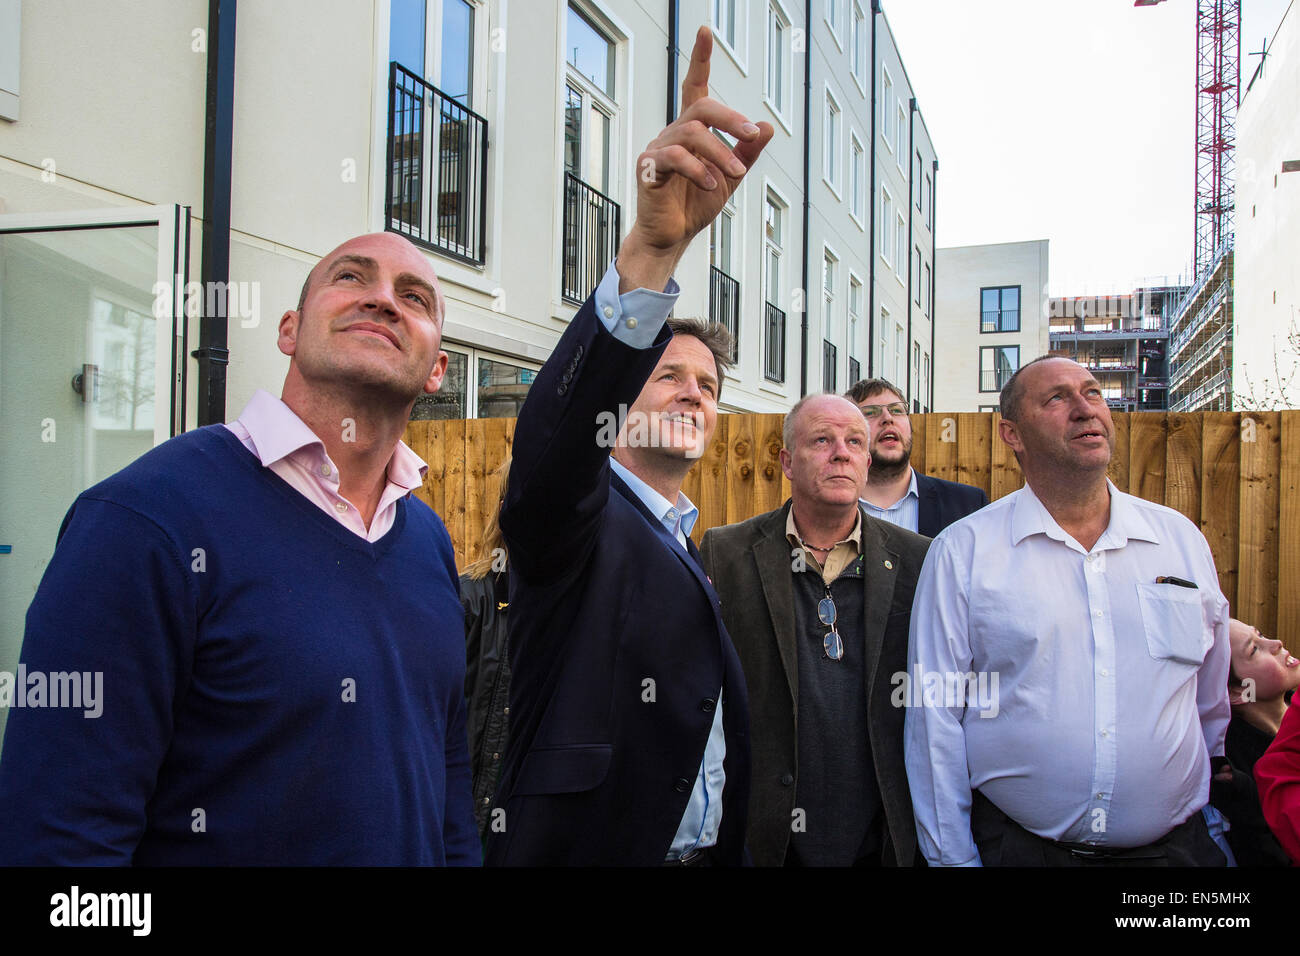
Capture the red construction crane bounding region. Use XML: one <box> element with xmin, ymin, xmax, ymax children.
<box><xmin>1136</xmin><ymin>0</ymin><xmax>1241</xmax><ymax>277</ymax></box>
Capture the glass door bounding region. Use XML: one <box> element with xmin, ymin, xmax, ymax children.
<box><xmin>0</xmin><ymin>206</ymin><xmax>189</xmax><ymax>719</ymax></box>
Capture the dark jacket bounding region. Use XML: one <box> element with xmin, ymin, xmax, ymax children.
<box><xmin>916</xmin><ymin>473</ymin><xmax>988</xmax><ymax>538</ymax></box>
<box><xmin>700</xmin><ymin>502</ymin><xmax>930</xmax><ymax>867</ymax></box>
<box><xmin>485</xmin><ymin>292</ymin><xmax>750</xmax><ymax>867</ymax></box>
<box><xmin>462</xmin><ymin>569</ymin><xmax>511</xmax><ymax>840</ymax></box>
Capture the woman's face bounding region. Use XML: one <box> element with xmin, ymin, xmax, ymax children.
<box><xmin>1230</xmin><ymin>619</ymin><xmax>1300</xmax><ymax>703</ymax></box>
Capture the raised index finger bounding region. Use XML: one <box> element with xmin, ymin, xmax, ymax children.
<box><xmin>681</xmin><ymin>24</ymin><xmax>712</xmax><ymax>112</ymax></box>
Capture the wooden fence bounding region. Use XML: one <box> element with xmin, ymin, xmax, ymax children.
<box><xmin>404</xmin><ymin>411</ymin><xmax>1300</xmax><ymax>643</ymax></box>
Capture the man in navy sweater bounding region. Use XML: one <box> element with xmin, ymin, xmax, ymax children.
<box><xmin>0</xmin><ymin>231</ymin><xmax>479</xmax><ymax>865</ymax></box>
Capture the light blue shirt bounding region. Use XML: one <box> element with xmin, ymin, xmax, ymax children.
<box><xmin>594</xmin><ymin>259</ymin><xmax>727</xmax><ymax>860</ymax></box>
<box><xmin>861</xmin><ymin>468</ymin><xmax>920</xmax><ymax>533</ymax></box>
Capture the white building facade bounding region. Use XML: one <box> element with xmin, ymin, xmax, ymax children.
<box><xmin>932</xmin><ymin>239</ymin><xmax>1050</xmax><ymax>413</ymax></box>
<box><xmin>1233</xmin><ymin>0</ymin><xmax>1300</xmax><ymax>409</ymax></box>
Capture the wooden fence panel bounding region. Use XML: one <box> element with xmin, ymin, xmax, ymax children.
<box><xmin>1164</xmin><ymin>412</ymin><xmax>1202</xmax><ymax>526</ymax></box>
<box><xmin>1201</xmin><ymin>413</ymin><xmax>1241</xmax><ymax>612</ymax></box>
<box><xmin>1279</xmin><ymin>411</ymin><xmax>1300</xmax><ymax>645</ymax></box>
<box><xmin>1127</xmin><ymin>413</ymin><xmax>1167</xmax><ymax>506</ymax></box>
<box><xmin>404</xmin><ymin>410</ymin><xmax>1295</xmax><ymax>627</ymax></box>
<box><xmin>1239</xmin><ymin>412</ymin><xmax>1281</xmax><ymax>637</ymax></box>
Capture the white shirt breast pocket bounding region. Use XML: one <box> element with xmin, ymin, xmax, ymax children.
<box><xmin>1135</xmin><ymin>582</ymin><xmax>1212</xmax><ymax>666</ymax></box>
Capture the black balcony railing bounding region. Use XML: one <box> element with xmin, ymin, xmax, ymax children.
<box><xmin>709</xmin><ymin>266</ymin><xmax>740</xmax><ymax>362</ymax></box>
<box><xmin>765</xmin><ymin>301</ymin><xmax>786</xmax><ymax>383</ymax></box>
<box><xmin>386</xmin><ymin>63</ymin><xmax>488</xmax><ymax>265</ymax></box>
<box><xmin>822</xmin><ymin>340</ymin><xmax>838</xmax><ymax>391</ymax></box>
<box><xmin>981</xmin><ymin>309</ymin><xmax>1020</xmax><ymax>333</ymax></box>
<box><xmin>849</xmin><ymin>357</ymin><xmax>861</xmax><ymax>384</ymax></box>
<box><xmin>980</xmin><ymin>368</ymin><xmax>1015</xmax><ymax>392</ymax></box>
<box><xmin>563</xmin><ymin>173</ymin><xmax>621</xmax><ymax>304</ymax></box>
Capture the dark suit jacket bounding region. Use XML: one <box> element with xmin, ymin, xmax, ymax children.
<box><xmin>485</xmin><ymin>293</ymin><xmax>750</xmax><ymax>867</ymax></box>
<box><xmin>916</xmin><ymin>472</ymin><xmax>988</xmax><ymax>538</ymax></box>
<box><xmin>699</xmin><ymin>502</ymin><xmax>929</xmax><ymax>866</ymax></box>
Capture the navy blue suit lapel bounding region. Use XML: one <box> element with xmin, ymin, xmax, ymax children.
<box><xmin>610</xmin><ymin>472</ymin><xmax>718</xmax><ymax>600</ymax></box>
<box><xmin>916</xmin><ymin>473</ymin><xmax>940</xmax><ymax>538</ymax></box>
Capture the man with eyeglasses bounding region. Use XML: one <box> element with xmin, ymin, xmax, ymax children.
<box><xmin>699</xmin><ymin>393</ymin><xmax>930</xmax><ymax>866</ymax></box>
<box><xmin>845</xmin><ymin>379</ymin><xmax>987</xmax><ymax>537</ymax></box>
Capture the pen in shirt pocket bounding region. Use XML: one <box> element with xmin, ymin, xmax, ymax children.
<box><xmin>1156</xmin><ymin>575</ymin><xmax>1198</xmax><ymax>589</ymax></box>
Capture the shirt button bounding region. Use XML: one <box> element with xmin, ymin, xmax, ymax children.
<box><xmin>334</xmin><ymin>501</ymin><xmax>348</xmax><ymax>513</ymax></box>
<box><xmin>503</xmin><ymin>707</ymin><xmax>509</xmax><ymax>715</ymax></box>
<box><xmin>483</xmin><ymin>797</ymin><xmax>491</xmax><ymax>806</ymax></box>
<box><xmin>1097</xmin><ymin>793</ymin><xmax>1105</xmax><ymax>799</ymax></box>
<box><xmin>780</xmin><ymin>773</ymin><xmax>794</xmax><ymax>786</ymax></box>
<box><xmin>674</xmin><ymin>777</ymin><xmax>692</xmax><ymax>793</ymax></box>
<box><xmin>1100</xmin><ymin>669</ymin><xmax>1109</xmax><ymax>677</ymax></box>
<box><xmin>1094</xmin><ymin>610</ymin><xmax>1103</xmax><ymax>618</ymax></box>
<box><xmin>1099</xmin><ymin>729</ymin><xmax>1109</xmax><ymax>738</ymax></box>
<box><xmin>320</xmin><ymin>463</ymin><xmax>332</xmax><ymax>477</ymax></box>
<box><xmin>492</xmin><ymin>753</ymin><xmax>499</xmax><ymax>760</ymax></box>
<box><xmin>625</xmin><ymin>317</ymin><xmax>638</xmax><ymax>329</ymax></box>
<box><xmin>701</xmin><ymin>698</ymin><xmax>716</xmax><ymax>713</ymax></box>
<box><xmin>603</xmin><ymin>306</ymin><xmax>614</xmax><ymax>318</ymax></box>
<box><xmin>667</xmin><ymin>509</ymin><xmax>678</xmax><ymax>521</ymax></box>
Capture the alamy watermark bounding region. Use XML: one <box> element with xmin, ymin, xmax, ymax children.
<box><xmin>890</xmin><ymin>666</ymin><xmax>1000</xmax><ymax>718</ymax></box>
<box><xmin>595</xmin><ymin>406</ymin><xmax>710</xmax><ymax>457</ymax></box>
<box><xmin>0</xmin><ymin>666</ymin><xmax>103</xmax><ymax>718</ymax></box>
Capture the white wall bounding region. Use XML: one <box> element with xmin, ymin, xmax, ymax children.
<box><xmin>933</xmin><ymin>239</ymin><xmax>1050</xmax><ymax>413</ymax></box>
<box><xmin>1233</xmin><ymin>0</ymin><xmax>1300</xmax><ymax>409</ymax></box>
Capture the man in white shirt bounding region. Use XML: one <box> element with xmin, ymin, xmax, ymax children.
<box><xmin>904</xmin><ymin>355</ymin><xmax>1230</xmax><ymax>866</ymax></box>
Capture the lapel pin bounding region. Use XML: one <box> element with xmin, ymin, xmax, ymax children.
<box><xmin>883</xmin><ymin>560</ymin><xmax>894</xmax><ymax>570</ymax></box>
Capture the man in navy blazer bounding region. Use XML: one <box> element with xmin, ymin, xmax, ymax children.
<box><xmin>485</xmin><ymin>27</ymin><xmax>773</xmax><ymax>866</ymax></box>
<box><xmin>846</xmin><ymin>378</ymin><xmax>988</xmax><ymax>537</ymax></box>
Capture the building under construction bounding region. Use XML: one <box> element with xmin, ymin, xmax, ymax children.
<box><xmin>1168</xmin><ymin>247</ymin><xmax>1234</xmax><ymax>410</ymax></box>
<box><xmin>1050</xmin><ymin>286</ymin><xmax>1187</xmax><ymax>411</ymax></box>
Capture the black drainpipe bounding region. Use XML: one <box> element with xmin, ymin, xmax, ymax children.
<box><xmin>799</xmin><ymin>0</ymin><xmax>812</xmax><ymax>397</ymax></box>
<box><xmin>666</xmin><ymin>0</ymin><xmax>679</xmax><ymax>124</ymax></box>
<box><xmin>867</xmin><ymin>0</ymin><xmax>880</xmax><ymax>376</ymax></box>
<box><xmin>930</xmin><ymin>159</ymin><xmax>938</xmax><ymax>411</ymax></box>
<box><xmin>193</xmin><ymin>0</ymin><xmax>237</xmax><ymax>426</ymax></box>
<box><xmin>906</xmin><ymin>97</ymin><xmax>915</xmax><ymax>405</ymax></box>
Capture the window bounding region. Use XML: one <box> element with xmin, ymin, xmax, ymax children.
<box><xmin>849</xmin><ymin>133</ymin><xmax>865</xmax><ymax>224</ymax></box>
<box><xmin>823</xmin><ymin>248</ymin><xmax>838</xmax><ymax>343</ymax></box>
<box><xmin>849</xmin><ymin>356</ymin><xmax>862</xmax><ymax>383</ymax></box>
<box><xmin>410</xmin><ymin>347</ymin><xmax>541</xmax><ymax>419</ymax></box>
<box><xmin>824</xmin><ymin>89</ymin><xmax>841</xmax><ymax>191</ymax></box>
<box><xmin>895</xmin><ymin>213</ymin><xmax>906</xmax><ymax>279</ymax></box>
<box><xmin>386</xmin><ymin>0</ymin><xmax>488</xmax><ymax>262</ymax></box>
<box><xmin>764</xmin><ymin>190</ymin><xmax>787</xmax><ymax>383</ymax></box>
<box><xmin>924</xmin><ymin>262</ymin><xmax>931</xmax><ymax>316</ymax></box>
<box><xmin>914</xmin><ymin>247</ymin><xmax>922</xmax><ymax>303</ymax></box>
<box><xmin>979</xmin><ymin>404</ymin><xmax>1000</xmax><ymax>413</ymax></box>
<box><xmin>882</xmin><ymin>67</ymin><xmax>893</xmax><ymax>150</ymax></box>
<box><xmin>895</xmin><ymin>321</ymin><xmax>905</xmax><ymax>386</ymax></box>
<box><xmin>980</xmin><ymin>345</ymin><xmax>1020</xmax><ymax>392</ymax></box>
<box><xmin>709</xmin><ymin>201</ymin><xmax>739</xmax><ymax>360</ymax></box>
<box><xmin>923</xmin><ymin>353</ymin><xmax>930</xmax><ymax>404</ymax></box>
<box><xmin>915</xmin><ymin>151</ymin><xmax>924</xmax><ymax>209</ymax></box>
<box><xmin>713</xmin><ymin>0</ymin><xmax>739</xmax><ymax>51</ymax></box>
<box><xmin>766</xmin><ymin>4</ymin><xmax>789</xmax><ymax>117</ymax></box>
<box><xmin>879</xmin><ymin>306</ymin><xmax>890</xmax><ymax>376</ymax></box>
<box><xmin>923</xmin><ymin>173</ymin><xmax>931</xmax><ymax>228</ymax></box>
<box><xmin>561</xmin><ymin>4</ymin><xmax>622</xmax><ymax>302</ymax></box>
<box><xmin>980</xmin><ymin>286</ymin><xmax>1021</xmax><ymax>333</ymax></box>
<box><xmin>823</xmin><ymin>339</ymin><xmax>838</xmax><ymax>391</ymax></box>
<box><xmin>851</xmin><ymin>2</ymin><xmax>867</xmax><ymax>89</ymax></box>
<box><xmin>880</xmin><ymin>189</ymin><xmax>893</xmax><ymax>265</ymax></box>
<box><xmin>825</xmin><ymin>0</ymin><xmax>843</xmax><ymax>42</ymax></box>
<box><xmin>896</xmin><ymin>103</ymin><xmax>907</xmax><ymax>168</ymax></box>
<box><xmin>849</xmin><ymin>275</ymin><xmax>862</xmax><ymax>330</ymax></box>
<box><xmin>913</xmin><ymin>342</ymin><xmax>920</xmax><ymax>381</ymax></box>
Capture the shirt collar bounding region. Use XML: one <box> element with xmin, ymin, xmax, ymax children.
<box><xmin>610</xmin><ymin>457</ymin><xmax>699</xmax><ymax>538</ymax></box>
<box><xmin>1010</xmin><ymin>478</ymin><xmax>1160</xmax><ymax>552</ymax></box>
<box><xmin>861</xmin><ymin>468</ymin><xmax>918</xmax><ymax>512</ymax></box>
<box><xmin>785</xmin><ymin>503</ymin><xmax>863</xmax><ymax>552</ymax></box>
<box><xmin>232</xmin><ymin>389</ymin><xmax>428</xmax><ymax>493</ymax></box>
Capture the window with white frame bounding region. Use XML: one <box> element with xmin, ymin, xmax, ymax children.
<box><xmin>766</xmin><ymin>3</ymin><xmax>789</xmax><ymax>118</ymax></box>
<box><xmin>880</xmin><ymin>188</ymin><xmax>893</xmax><ymax>265</ymax></box>
<box><xmin>914</xmin><ymin>246</ymin><xmax>922</xmax><ymax>303</ymax></box>
<box><xmin>764</xmin><ymin>189</ymin><xmax>788</xmax><ymax>382</ymax></box>
<box><xmin>896</xmin><ymin>103</ymin><xmax>907</xmax><ymax>168</ymax></box>
<box><xmin>850</xmin><ymin>133</ymin><xmax>865</xmax><ymax>224</ymax></box>
<box><xmin>926</xmin><ymin>172</ymin><xmax>934</xmax><ymax>228</ymax></box>
<box><xmin>826</xmin><ymin>0</ymin><xmax>843</xmax><ymax>43</ymax></box>
<box><xmin>851</xmin><ymin>2</ymin><xmax>867</xmax><ymax>90</ymax></box>
<box><xmin>895</xmin><ymin>213</ymin><xmax>906</xmax><ymax>279</ymax></box>
<box><xmin>896</xmin><ymin>321</ymin><xmax>905</xmax><ymax>385</ymax></box>
<box><xmin>923</xmin><ymin>353</ymin><xmax>930</xmax><ymax>406</ymax></box>
<box><xmin>924</xmin><ymin>262</ymin><xmax>931</xmax><ymax>316</ymax></box>
<box><xmin>564</xmin><ymin>5</ymin><xmax>618</xmax><ymax>195</ymax></box>
<box><xmin>881</xmin><ymin>67</ymin><xmax>893</xmax><ymax>150</ymax></box>
<box><xmin>823</xmin><ymin>248</ymin><xmax>838</xmax><ymax>341</ymax></box>
<box><xmin>879</xmin><ymin>306</ymin><xmax>890</xmax><ymax>376</ymax></box>
<box><xmin>390</xmin><ymin>0</ymin><xmax>480</xmax><ymax>106</ymax></box>
<box><xmin>410</xmin><ymin>345</ymin><xmax>541</xmax><ymax>420</ymax></box>
<box><xmin>849</xmin><ymin>274</ymin><xmax>862</xmax><ymax>356</ymax></box>
<box><xmin>713</xmin><ymin>0</ymin><xmax>740</xmax><ymax>53</ymax></box>
<box><xmin>824</xmin><ymin>89</ymin><xmax>841</xmax><ymax>192</ymax></box>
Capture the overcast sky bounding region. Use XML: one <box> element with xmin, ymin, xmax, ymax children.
<box><xmin>884</xmin><ymin>0</ymin><xmax>1293</xmax><ymax>295</ymax></box>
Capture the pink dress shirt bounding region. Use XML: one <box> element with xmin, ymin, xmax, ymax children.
<box><xmin>225</xmin><ymin>389</ymin><xmax>428</xmax><ymax>542</ymax></box>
